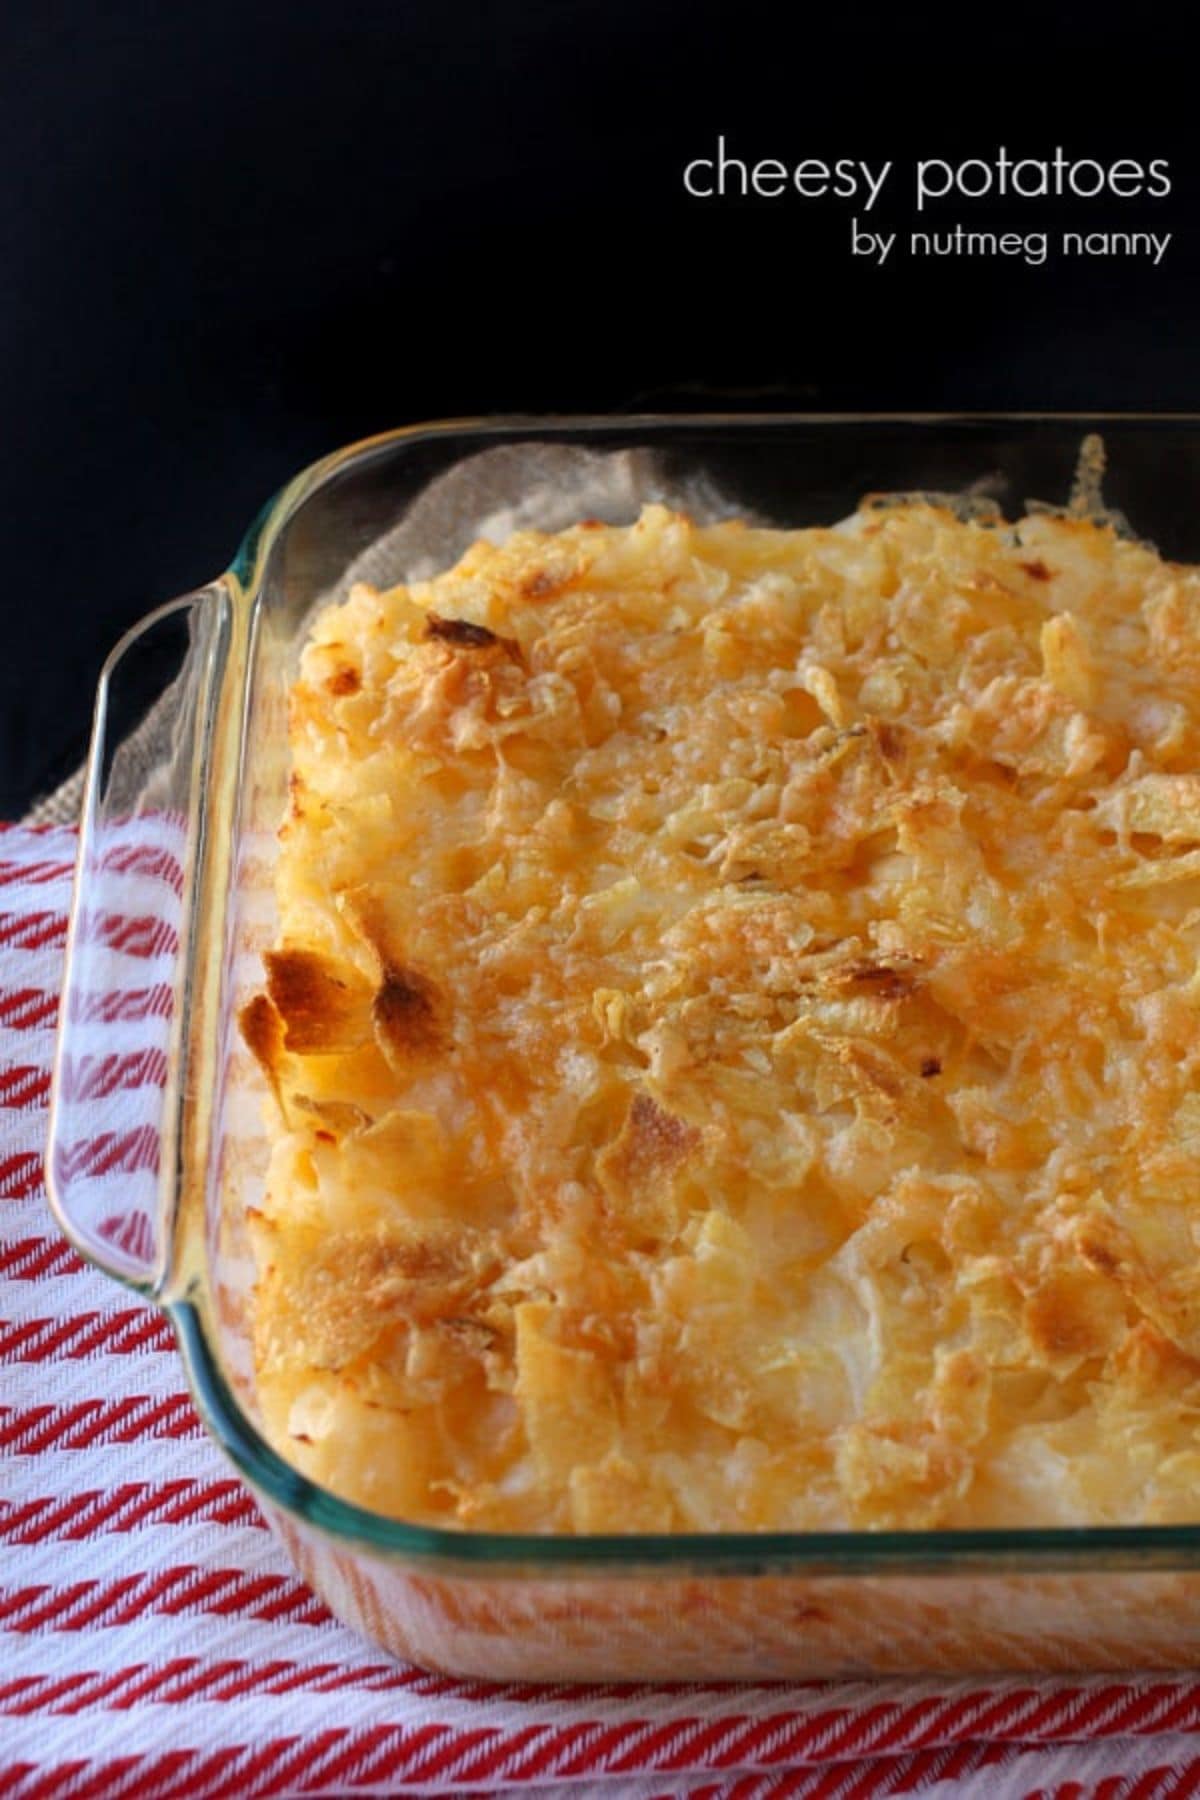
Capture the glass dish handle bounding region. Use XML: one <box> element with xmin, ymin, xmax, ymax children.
<box><xmin>46</xmin><ymin>584</ymin><xmax>231</xmax><ymax>1296</ymax></box>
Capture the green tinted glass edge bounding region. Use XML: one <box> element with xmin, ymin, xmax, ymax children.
<box><xmin>170</xmin><ymin>1297</ymin><xmax>1200</xmax><ymax>1572</ymax></box>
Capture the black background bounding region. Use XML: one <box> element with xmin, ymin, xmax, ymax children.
<box><xmin>4</xmin><ymin>0</ymin><xmax>1199</xmax><ymax>815</ymax></box>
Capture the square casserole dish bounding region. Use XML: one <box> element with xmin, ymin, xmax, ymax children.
<box><xmin>46</xmin><ymin>414</ymin><xmax>1200</xmax><ymax>1679</ymax></box>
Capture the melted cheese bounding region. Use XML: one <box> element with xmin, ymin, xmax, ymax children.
<box><xmin>243</xmin><ymin>501</ymin><xmax>1200</xmax><ymax>1531</ymax></box>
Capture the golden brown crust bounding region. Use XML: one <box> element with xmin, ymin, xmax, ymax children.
<box><xmin>243</xmin><ymin>501</ymin><xmax>1200</xmax><ymax>1533</ymax></box>
<box><xmin>372</xmin><ymin>965</ymin><xmax>444</xmax><ymax>1061</ymax></box>
<box><xmin>598</xmin><ymin>1093</ymin><xmax>700</xmax><ymax>1193</ymax></box>
<box><xmin>264</xmin><ymin>948</ymin><xmax>374</xmax><ymax>1054</ymax></box>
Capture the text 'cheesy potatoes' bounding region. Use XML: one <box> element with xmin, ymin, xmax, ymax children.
<box><xmin>242</xmin><ymin>500</ymin><xmax>1200</xmax><ymax>1533</ymax></box>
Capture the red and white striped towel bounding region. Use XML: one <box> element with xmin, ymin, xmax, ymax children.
<box><xmin>5</xmin><ymin>820</ymin><xmax>1200</xmax><ymax>1800</ymax></box>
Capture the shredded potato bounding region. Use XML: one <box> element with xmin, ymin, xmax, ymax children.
<box><xmin>243</xmin><ymin>500</ymin><xmax>1200</xmax><ymax>1532</ymax></box>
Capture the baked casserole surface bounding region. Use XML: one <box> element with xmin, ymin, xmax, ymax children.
<box><xmin>243</xmin><ymin>500</ymin><xmax>1200</xmax><ymax>1533</ymax></box>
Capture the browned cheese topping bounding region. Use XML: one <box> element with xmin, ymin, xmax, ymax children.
<box><xmin>243</xmin><ymin>502</ymin><xmax>1200</xmax><ymax>1531</ymax></box>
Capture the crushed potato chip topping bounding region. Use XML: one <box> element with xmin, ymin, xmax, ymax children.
<box><xmin>244</xmin><ymin>501</ymin><xmax>1200</xmax><ymax>1531</ymax></box>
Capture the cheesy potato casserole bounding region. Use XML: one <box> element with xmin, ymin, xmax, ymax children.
<box><xmin>243</xmin><ymin>499</ymin><xmax>1200</xmax><ymax>1533</ymax></box>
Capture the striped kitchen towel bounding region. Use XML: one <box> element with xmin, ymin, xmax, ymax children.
<box><xmin>5</xmin><ymin>818</ymin><xmax>1200</xmax><ymax>1800</ymax></box>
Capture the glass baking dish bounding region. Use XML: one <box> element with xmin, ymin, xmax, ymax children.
<box><xmin>46</xmin><ymin>414</ymin><xmax>1200</xmax><ymax>1679</ymax></box>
